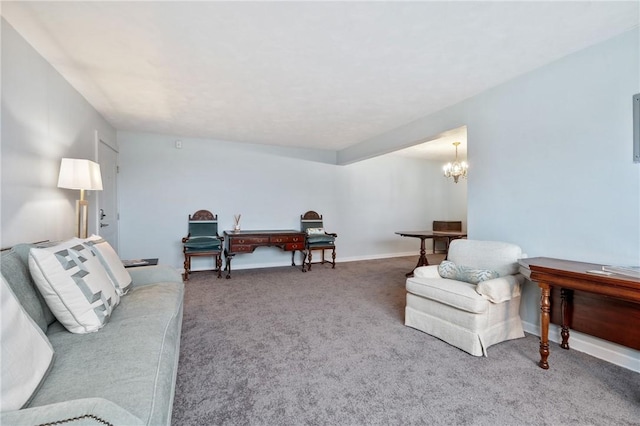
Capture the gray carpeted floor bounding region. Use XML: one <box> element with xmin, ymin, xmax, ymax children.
<box><xmin>172</xmin><ymin>256</ymin><xmax>640</xmax><ymax>425</ymax></box>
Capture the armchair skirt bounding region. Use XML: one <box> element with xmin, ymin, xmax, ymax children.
<box><xmin>405</xmin><ymin>292</ymin><xmax>524</xmax><ymax>357</ymax></box>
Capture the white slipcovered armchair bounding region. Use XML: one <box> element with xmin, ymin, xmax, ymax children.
<box><xmin>405</xmin><ymin>239</ymin><xmax>525</xmax><ymax>356</ymax></box>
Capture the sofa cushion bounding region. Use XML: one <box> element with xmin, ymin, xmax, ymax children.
<box><xmin>1</xmin><ymin>276</ymin><xmax>54</xmax><ymax>411</ymax></box>
<box><xmin>1</xmin><ymin>398</ymin><xmax>145</xmax><ymax>426</ymax></box>
<box><xmin>29</xmin><ymin>281</ymin><xmax>184</xmax><ymax>426</ymax></box>
<box><xmin>1</xmin><ymin>245</ymin><xmax>57</xmax><ymax>332</ymax></box>
<box><xmin>438</xmin><ymin>260</ymin><xmax>499</xmax><ymax>284</ymax></box>
<box><xmin>406</xmin><ymin>276</ymin><xmax>489</xmax><ymax>314</ymax></box>
<box><xmin>28</xmin><ymin>239</ymin><xmax>120</xmax><ymax>334</ymax></box>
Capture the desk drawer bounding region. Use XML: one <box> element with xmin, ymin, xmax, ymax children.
<box><xmin>229</xmin><ymin>244</ymin><xmax>254</xmax><ymax>253</ymax></box>
<box><xmin>271</xmin><ymin>235</ymin><xmax>304</xmax><ymax>244</ymax></box>
<box><xmin>284</xmin><ymin>242</ymin><xmax>305</xmax><ymax>251</ymax></box>
<box><xmin>229</xmin><ymin>237</ymin><xmax>269</xmax><ymax>245</ymax></box>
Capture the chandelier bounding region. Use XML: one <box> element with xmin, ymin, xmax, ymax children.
<box><xmin>443</xmin><ymin>142</ymin><xmax>468</xmax><ymax>183</ymax></box>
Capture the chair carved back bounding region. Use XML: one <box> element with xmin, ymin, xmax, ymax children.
<box><xmin>301</xmin><ymin>210</ymin><xmax>324</xmax><ymax>232</ymax></box>
<box><xmin>188</xmin><ymin>210</ymin><xmax>219</xmax><ymax>237</ymax></box>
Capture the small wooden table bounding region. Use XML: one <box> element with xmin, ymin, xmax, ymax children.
<box><xmin>223</xmin><ymin>230</ymin><xmax>306</xmax><ymax>279</ymax></box>
<box><xmin>519</xmin><ymin>257</ymin><xmax>640</xmax><ymax>370</ymax></box>
<box><xmin>395</xmin><ymin>230</ymin><xmax>467</xmax><ymax>277</ymax></box>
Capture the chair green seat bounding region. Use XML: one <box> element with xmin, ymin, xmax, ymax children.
<box><xmin>183</xmin><ymin>238</ymin><xmax>222</xmax><ymax>251</ymax></box>
<box><xmin>307</xmin><ymin>236</ymin><xmax>335</xmax><ymax>245</ymax></box>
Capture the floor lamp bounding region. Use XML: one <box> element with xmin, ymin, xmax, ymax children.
<box><xmin>57</xmin><ymin>158</ymin><xmax>103</xmax><ymax>239</ymax></box>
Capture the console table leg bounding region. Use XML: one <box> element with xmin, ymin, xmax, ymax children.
<box><xmin>292</xmin><ymin>250</ymin><xmax>306</xmax><ymax>272</ymax></box>
<box><xmin>539</xmin><ymin>285</ymin><xmax>551</xmax><ymax>369</ymax></box>
<box><xmin>560</xmin><ymin>288</ymin><xmax>573</xmax><ymax>350</ymax></box>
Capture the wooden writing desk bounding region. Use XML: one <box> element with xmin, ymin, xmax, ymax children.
<box><xmin>395</xmin><ymin>230</ymin><xmax>467</xmax><ymax>277</ymax></box>
<box><xmin>223</xmin><ymin>230</ymin><xmax>306</xmax><ymax>279</ymax></box>
<box><xmin>519</xmin><ymin>257</ymin><xmax>640</xmax><ymax>369</ymax></box>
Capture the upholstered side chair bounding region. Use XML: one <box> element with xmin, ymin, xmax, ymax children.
<box><xmin>182</xmin><ymin>210</ymin><xmax>223</xmax><ymax>281</ymax></box>
<box><xmin>432</xmin><ymin>220</ymin><xmax>462</xmax><ymax>254</ymax></box>
<box><xmin>300</xmin><ymin>210</ymin><xmax>337</xmax><ymax>271</ymax></box>
<box><xmin>405</xmin><ymin>239</ymin><xmax>526</xmax><ymax>356</ymax></box>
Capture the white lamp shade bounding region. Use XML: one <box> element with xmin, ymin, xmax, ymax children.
<box><xmin>57</xmin><ymin>158</ymin><xmax>103</xmax><ymax>191</ymax></box>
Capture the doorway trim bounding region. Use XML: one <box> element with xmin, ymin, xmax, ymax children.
<box><xmin>94</xmin><ymin>130</ymin><xmax>119</xmax><ymax>251</ymax></box>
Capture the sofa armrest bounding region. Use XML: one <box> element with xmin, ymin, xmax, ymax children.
<box><xmin>128</xmin><ymin>264</ymin><xmax>183</xmax><ymax>288</ymax></box>
<box><xmin>1</xmin><ymin>398</ymin><xmax>144</xmax><ymax>426</ymax></box>
<box><xmin>413</xmin><ymin>265</ymin><xmax>441</xmax><ymax>279</ymax></box>
<box><xmin>475</xmin><ymin>274</ymin><xmax>524</xmax><ymax>303</ymax></box>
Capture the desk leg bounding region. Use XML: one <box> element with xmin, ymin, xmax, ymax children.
<box><xmin>406</xmin><ymin>237</ymin><xmax>430</xmax><ymax>277</ymax></box>
<box><xmin>224</xmin><ymin>251</ymin><xmax>234</xmax><ymax>279</ymax></box>
<box><xmin>292</xmin><ymin>250</ymin><xmax>306</xmax><ymax>272</ymax></box>
<box><xmin>560</xmin><ymin>288</ymin><xmax>573</xmax><ymax>350</ymax></box>
<box><xmin>539</xmin><ymin>284</ymin><xmax>551</xmax><ymax>369</ymax></box>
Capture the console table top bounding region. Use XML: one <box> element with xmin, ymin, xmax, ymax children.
<box><xmin>520</xmin><ymin>257</ymin><xmax>640</xmax><ymax>287</ymax></box>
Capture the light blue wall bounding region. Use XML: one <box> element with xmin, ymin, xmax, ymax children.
<box><xmin>117</xmin><ymin>132</ymin><xmax>467</xmax><ymax>270</ymax></box>
<box><xmin>338</xmin><ymin>29</ymin><xmax>640</xmax><ymax>367</ymax></box>
<box><xmin>341</xmin><ymin>28</ymin><xmax>640</xmax><ymax>296</ymax></box>
<box><xmin>1</xmin><ymin>20</ymin><xmax>116</xmax><ymax>247</ymax></box>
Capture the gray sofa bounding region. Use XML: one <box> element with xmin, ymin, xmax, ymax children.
<box><xmin>1</xmin><ymin>243</ymin><xmax>184</xmax><ymax>425</ymax></box>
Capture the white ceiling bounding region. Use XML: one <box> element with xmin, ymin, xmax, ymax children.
<box><xmin>3</xmin><ymin>1</ymin><xmax>638</xmax><ymax>156</ymax></box>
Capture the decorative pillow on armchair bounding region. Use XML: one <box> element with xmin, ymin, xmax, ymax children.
<box><xmin>28</xmin><ymin>239</ymin><xmax>119</xmax><ymax>334</ymax></box>
<box><xmin>438</xmin><ymin>260</ymin><xmax>499</xmax><ymax>284</ymax></box>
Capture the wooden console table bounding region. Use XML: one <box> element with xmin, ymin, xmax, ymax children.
<box><xmin>395</xmin><ymin>230</ymin><xmax>467</xmax><ymax>277</ymax></box>
<box><xmin>223</xmin><ymin>230</ymin><xmax>306</xmax><ymax>279</ymax></box>
<box><xmin>519</xmin><ymin>257</ymin><xmax>640</xmax><ymax>370</ymax></box>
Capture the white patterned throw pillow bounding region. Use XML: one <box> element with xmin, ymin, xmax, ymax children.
<box><xmin>29</xmin><ymin>239</ymin><xmax>120</xmax><ymax>334</ymax></box>
<box><xmin>438</xmin><ymin>260</ymin><xmax>499</xmax><ymax>284</ymax></box>
<box><xmin>81</xmin><ymin>235</ymin><xmax>132</xmax><ymax>295</ymax></box>
<box><xmin>1</xmin><ymin>276</ymin><xmax>54</xmax><ymax>410</ymax></box>
<box><xmin>306</xmin><ymin>227</ymin><xmax>325</xmax><ymax>236</ymax></box>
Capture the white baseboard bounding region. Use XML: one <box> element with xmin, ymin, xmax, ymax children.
<box><xmin>186</xmin><ymin>252</ymin><xmax>420</xmax><ymax>272</ymax></box>
<box><xmin>337</xmin><ymin>251</ymin><xmax>417</xmax><ymax>263</ymax></box>
<box><xmin>522</xmin><ymin>321</ymin><xmax>639</xmax><ymax>373</ymax></box>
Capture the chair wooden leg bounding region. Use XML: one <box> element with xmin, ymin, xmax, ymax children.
<box><xmin>183</xmin><ymin>254</ymin><xmax>190</xmax><ymax>281</ymax></box>
<box><xmin>216</xmin><ymin>254</ymin><xmax>222</xmax><ymax>279</ymax></box>
<box><xmin>308</xmin><ymin>250</ymin><xmax>313</xmax><ymax>271</ymax></box>
<box><xmin>331</xmin><ymin>248</ymin><xmax>336</xmax><ymax>269</ymax></box>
